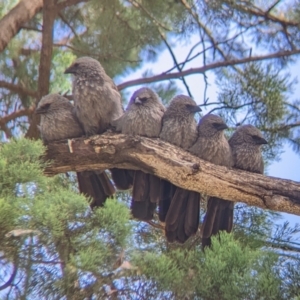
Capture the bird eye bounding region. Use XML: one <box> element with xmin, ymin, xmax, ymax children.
<box><xmin>42</xmin><ymin>103</ymin><xmax>51</xmax><ymax>110</ymax></box>
<box><xmin>251</xmin><ymin>135</ymin><xmax>268</xmax><ymax>144</ymax></box>
<box><xmin>212</xmin><ymin>122</ymin><xmax>228</xmax><ymax>131</ymax></box>
<box><xmin>252</xmin><ymin>135</ymin><xmax>261</xmax><ymax>141</ymax></box>
<box><xmin>73</xmin><ymin>63</ymin><xmax>79</xmax><ymax>68</ymax></box>
<box><xmin>186</xmin><ymin>104</ymin><xmax>201</xmax><ymax>113</ymax></box>
<box><xmin>140</xmin><ymin>97</ymin><xmax>148</xmax><ymax>102</ymax></box>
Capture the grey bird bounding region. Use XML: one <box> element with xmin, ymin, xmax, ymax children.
<box><xmin>159</xmin><ymin>95</ymin><xmax>201</xmax><ymax>241</ymax></box>
<box><xmin>200</xmin><ymin>124</ymin><xmax>267</xmax><ymax>248</ymax></box>
<box><xmin>113</xmin><ymin>87</ymin><xmax>165</xmax><ymax>220</ymax></box>
<box><xmin>64</xmin><ymin>56</ymin><xmax>132</xmax><ymax>190</ymax></box>
<box><xmin>188</xmin><ymin>114</ymin><xmax>232</xmax><ymax>245</ymax></box>
<box><xmin>36</xmin><ymin>93</ymin><xmax>115</xmax><ymax>208</ymax></box>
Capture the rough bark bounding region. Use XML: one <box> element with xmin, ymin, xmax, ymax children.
<box><xmin>44</xmin><ymin>132</ymin><xmax>300</xmax><ymax>216</ymax></box>
<box><xmin>25</xmin><ymin>0</ymin><xmax>56</xmax><ymax>139</ymax></box>
<box><xmin>0</xmin><ymin>0</ymin><xmax>43</xmax><ymax>52</ymax></box>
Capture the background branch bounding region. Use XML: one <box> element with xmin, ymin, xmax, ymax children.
<box><xmin>0</xmin><ymin>0</ymin><xmax>43</xmax><ymax>52</ymax></box>
<box><xmin>117</xmin><ymin>49</ymin><xmax>300</xmax><ymax>90</ymax></box>
<box><xmin>0</xmin><ymin>81</ymin><xmax>37</xmax><ymax>98</ymax></box>
<box><xmin>25</xmin><ymin>0</ymin><xmax>56</xmax><ymax>139</ymax></box>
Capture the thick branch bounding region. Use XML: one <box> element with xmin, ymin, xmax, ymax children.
<box><xmin>44</xmin><ymin>133</ymin><xmax>300</xmax><ymax>216</ymax></box>
<box><xmin>0</xmin><ymin>0</ymin><xmax>43</xmax><ymax>53</ymax></box>
<box><xmin>0</xmin><ymin>80</ymin><xmax>37</xmax><ymax>98</ymax></box>
<box><xmin>117</xmin><ymin>50</ymin><xmax>300</xmax><ymax>90</ymax></box>
<box><xmin>0</xmin><ymin>106</ymin><xmax>35</xmax><ymax>125</ymax></box>
<box><xmin>26</xmin><ymin>0</ymin><xmax>56</xmax><ymax>139</ymax></box>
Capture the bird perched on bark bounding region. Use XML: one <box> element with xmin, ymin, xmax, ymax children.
<box><xmin>229</xmin><ymin>125</ymin><xmax>267</xmax><ymax>174</ymax></box>
<box><xmin>188</xmin><ymin>114</ymin><xmax>233</xmax><ymax>246</ymax></box>
<box><xmin>159</xmin><ymin>95</ymin><xmax>201</xmax><ymax>242</ymax></box>
<box><xmin>64</xmin><ymin>56</ymin><xmax>132</xmax><ymax>190</ymax></box>
<box><xmin>36</xmin><ymin>93</ymin><xmax>115</xmax><ymax>208</ymax></box>
<box><xmin>112</xmin><ymin>87</ymin><xmax>165</xmax><ymax>220</ymax></box>
<box><xmin>164</xmin><ymin>114</ymin><xmax>231</xmax><ymax>243</ymax></box>
<box><xmin>200</xmin><ymin>124</ymin><xmax>267</xmax><ymax>248</ymax></box>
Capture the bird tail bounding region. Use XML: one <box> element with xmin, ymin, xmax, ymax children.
<box><xmin>165</xmin><ymin>188</ymin><xmax>200</xmax><ymax>243</ymax></box>
<box><xmin>110</xmin><ymin>168</ymin><xmax>134</xmax><ymax>190</ymax></box>
<box><xmin>201</xmin><ymin>197</ymin><xmax>234</xmax><ymax>248</ymax></box>
<box><xmin>77</xmin><ymin>171</ymin><xmax>115</xmax><ymax>208</ymax></box>
<box><xmin>158</xmin><ymin>180</ymin><xmax>176</xmax><ymax>222</ymax></box>
<box><xmin>130</xmin><ymin>171</ymin><xmax>159</xmax><ymax>221</ymax></box>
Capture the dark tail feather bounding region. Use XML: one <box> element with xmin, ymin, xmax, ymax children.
<box><xmin>201</xmin><ymin>197</ymin><xmax>219</xmax><ymax>239</ymax></box>
<box><xmin>165</xmin><ymin>188</ymin><xmax>189</xmax><ymax>243</ymax></box>
<box><xmin>165</xmin><ymin>230</ymin><xmax>176</xmax><ymax>243</ymax></box>
<box><xmin>77</xmin><ymin>171</ymin><xmax>115</xmax><ymax>208</ymax></box>
<box><xmin>111</xmin><ymin>168</ymin><xmax>134</xmax><ymax>190</ymax></box>
<box><xmin>177</xmin><ymin>212</ymin><xmax>189</xmax><ymax>244</ymax></box>
<box><xmin>170</xmin><ymin>190</ymin><xmax>200</xmax><ymax>244</ymax></box>
<box><xmin>131</xmin><ymin>171</ymin><xmax>158</xmax><ymax>221</ymax></box>
<box><xmin>131</xmin><ymin>200</ymin><xmax>156</xmax><ymax>221</ymax></box>
<box><xmin>184</xmin><ymin>191</ymin><xmax>200</xmax><ymax>238</ymax></box>
<box><xmin>219</xmin><ymin>200</ymin><xmax>234</xmax><ymax>233</ymax></box>
<box><xmin>165</xmin><ymin>188</ymin><xmax>187</xmax><ymax>230</ymax></box>
<box><xmin>149</xmin><ymin>174</ymin><xmax>160</xmax><ymax>204</ymax></box>
<box><xmin>201</xmin><ymin>197</ymin><xmax>234</xmax><ymax>249</ymax></box>
<box><xmin>132</xmin><ymin>171</ymin><xmax>149</xmax><ymax>201</ymax></box>
<box><xmin>97</xmin><ymin>171</ymin><xmax>115</xmax><ymax>196</ymax></box>
<box><xmin>159</xmin><ymin>180</ymin><xmax>176</xmax><ymax>222</ymax></box>
<box><xmin>201</xmin><ymin>236</ymin><xmax>212</xmax><ymax>249</ymax></box>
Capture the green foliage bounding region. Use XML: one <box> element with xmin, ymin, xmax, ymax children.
<box><xmin>0</xmin><ymin>138</ymin><xmax>133</xmax><ymax>299</ymax></box>
<box><xmin>1</xmin><ymin>0</ymin><xmax>300</xmax><ymax>298</ymax></box>
<box><xmin>0</xmin><ymin>138</ymin><xmax>46</xmax><ymax>196</ymax></box>
<box><xmin>134</xmin><ymin>233</ymin><xmax>283</xmax><ymax>300</ymax></box>
<box><xmin>93</xmin><ymin>199</ymin><xmax>132</xmax><ymax>247</ymax></box>
<box><xmin>50</xmin><ymin>50</ymin><xmax>77</xmax><ymax>93</ymax></box>
<box><xmin>63</xmin><ymin>0</ymin><xmax>189</xmax><ymax>77</ymax></box>
<box><xmin>215</xmin><ymin>63</ymin><xmax>293</xmax><ymax>162</ymax></box>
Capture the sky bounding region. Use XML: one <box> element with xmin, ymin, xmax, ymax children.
<box><xmin>117</xmin><ymin>37</ymin><xmax>300</xmax><ymax>228</ymax></box>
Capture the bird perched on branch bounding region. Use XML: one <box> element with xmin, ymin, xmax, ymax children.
<box><xmin>36</xmin><ymin>93</ymin><xmax>115</xmax><ymax>208</ymax></box>
<box><xmin>64</xmin><ymin>56</ymin><xmax>132</xmax><ymax>191</ymax></box>
<box><xmin>200</xmin><ymin>123</ymin><xmax>267</xmax><ymax>248</ymax></box>
<box><xmin>159</xmin><ymin>95</ymin><xmax>201</xmax><ymax>242</ymax></box>
<box><xmin>187</xmin><ymin>114</ymin><xmax>233</xmax><ymax>247</ymax></box>
<box><xmin>112</xmin><ymin>87</ymin><xmax>165</xmax><ymax>220</ymax></box>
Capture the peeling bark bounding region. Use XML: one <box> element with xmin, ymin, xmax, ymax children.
<box><xmin>44</xmin><ymin>132</ymin><xmax>300</xmax><ymax>216</ymax></box>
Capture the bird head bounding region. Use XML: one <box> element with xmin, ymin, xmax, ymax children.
<box><xmin>198</xmin><ymin>114</ymin><xmax>228</xmax><ymax>137</ymax></box>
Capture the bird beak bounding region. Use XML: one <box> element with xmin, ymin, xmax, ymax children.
<box><xmin>257</xmin><ymin>137</ymin><xmax>268</xmax><ymax>145</ymax></box>
<box><xmin>215</xmin><ymin>123</ymin><xmax>228</xmax><ymax>131</ymax></box>
<box><xmin>64</xmin><ymin>65</ymin><xmax>75</xmax><ymax>74</ymax></box>
<box><xmin>135</xmin><ymin>97</ymin><xmax>142</xmax><ymax>104</ymax></box>
<box><xmin>187</xmin><ymin>104</ymin><xmax>202</xmax><ymax>113</ymax></box>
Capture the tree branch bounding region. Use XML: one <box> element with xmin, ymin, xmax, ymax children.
<box><xmin>25</xmin><ymin>0</ymin><xmax>56</xmax><ymax>139</ymax></box>
<box><xmin>44</xmin><ymin>133</ymin><xmax>300</xmax><ymax>216</ymax></box>
<box><xmin>56</xmin><ymin>0</ymin><xmax>88</xmax><ymax>11</ymax></box>
<box><xmin>0</xmin><ymin>0</ymin><xmax>43</xmax><ymax>53</ymax></box>
<box><xmin>117</xmin><ymin>49</ymin><xmax>300</xmax><ymax>90</ymax></box>
<box><xmin>237</xmin><ymin>3</ymin><xmax>299</xmax><ymax>27</ymax></box>
<box><xmin>0</xmin><ymin>106</ymin><xmax>35</xmax><ymax>125</ymax></box>
<box><xmin>0</xmin><ymin>80</ymin><xmax>37</xmax><ymax>98</ymax></box>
